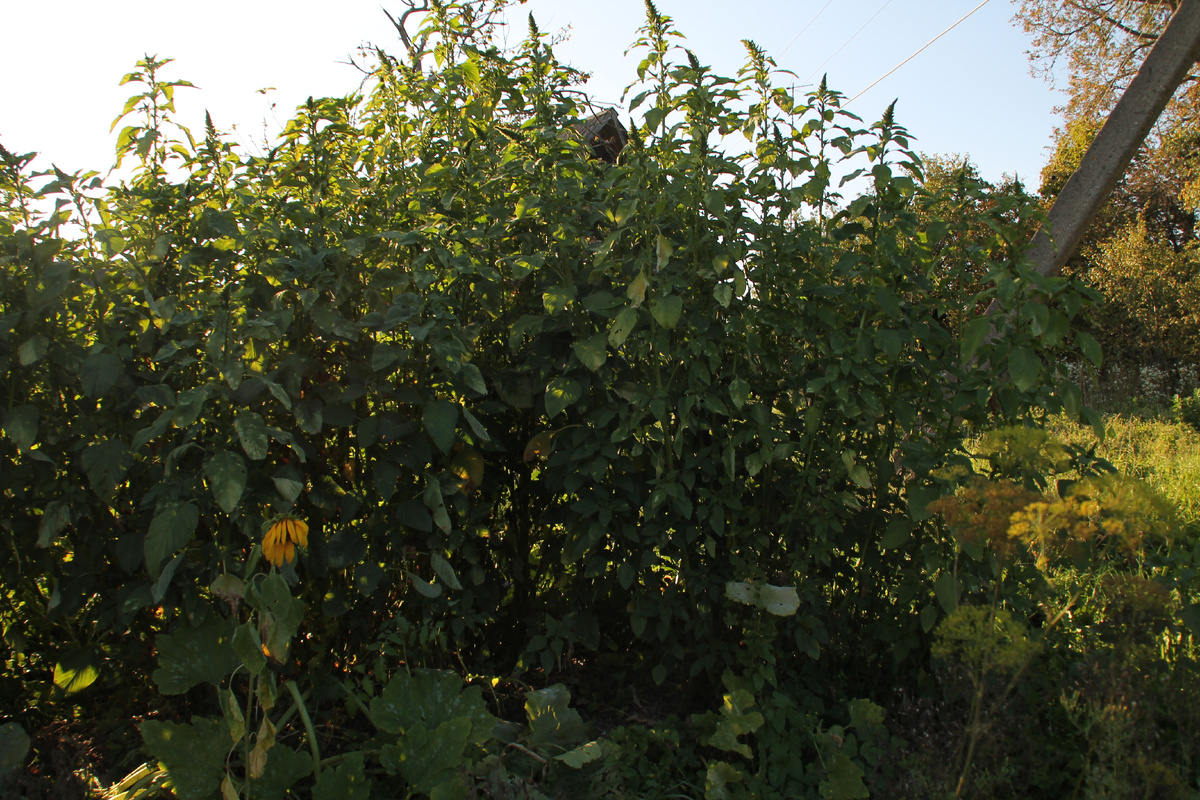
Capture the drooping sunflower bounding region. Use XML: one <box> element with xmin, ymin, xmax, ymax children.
<box><xmin>262</xmin><ymin>518</ymin><xmax>309</xmax><ymax>567</ymax></box>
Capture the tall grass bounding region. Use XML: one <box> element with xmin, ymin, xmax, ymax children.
<box><xmin>1048</xmin><ymin>409</ymin><xmax>1200</xmax><ymax>527</ymax></box>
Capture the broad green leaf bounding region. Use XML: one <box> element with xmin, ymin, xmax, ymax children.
<box><xmin>526</xmin><ymin>684</ymin><xmax>586</xmax><ymax>748</ymax></box>
<box><xmin>1076</xmin><ymin>330</ymin><xmax>1102</xmax><ymax>367</ymax></box>
<box><xmin>707</xmin><ymin>688</ymin><xmax>763</xmax><ymax>758</ymax></box>
<box><xmin>544</xmin><ymin>377</ymin><xmax>583</xmax><ymax>419</ymax></box>
<box><xmin>705</xmin><ymin>761</ymin><xmax>746</xmax><ymax>800</ymax></box>
<box><xmin>461</xmin><ymin>406</ymin><xmax>491</xmax><ymax>442</ymax></box>
<box><xmin>380</xmin><ymin>719</ymin><xmax>471</xmax><ymax>796</ymax></box>
<box><xmin>246</xmin><ymin>573</ymin><xmax>305</xmax><ymax>663</ymax></box>
<box><xmin>728</xmin><ymin>378</ymin><xmax>748</xmax><ymax>410</ymax></box>
<box><xmin>819</xmin><ymin>751</ymin><xmax>869</xmax><ymax>800</ymax></box>
<box><xmin>145</xmin><ymin>502</ymin><xmax>199</xmax><ymax>578</ymax></box>
<box><xmin>205</xmin><ymin>451</ymin><xmax>247</xmax><ymax>514</ymax></box>
<box><xmin>724</xmin><ymin>582</ymin><xmax>800</xmax><ymax>616</ymax></box>
<box><xmin>293</xmin><ymin>400</ymin><xmax>323</xmax><ymax>435</ymax></box>
<box><xmin>934</xmin><ymin>572</ymin><xmax>958</xmax><ymax>614</ymax></box>
<box><xmin>17</xmin><ymin>335</ymin><xmax>47</xmax><ymax>365</ymax></box>
<box><xmin>423</xmin><ymin>400</ymin><xmax>459</xmax><ymax>455</ymax></box>
<box><xmin>556</xmin><ymin>741</ymin><xmax>605</xmax><ymax>769</ymax></box>
<box><xmin>626</xmin><ymin>272</ymin><xmax>648</xmax><ymax>307</ymax></box>
<box><xmin>1008</xmin><ymin>346</ymin><xmax>1041</xmax><ymax>392</ymax></box>
<box><xmin>458</xmin><ymin>363</ymin><xmax>487</xmax><ymax>395</ymax></box>
<box><xmin>430</xmin><ymin>553</ymin><xmax>463</xmax><ymax>590</ymax></box>
<box><xmin>53</xmin><ymin>647</ymin><xmax>102</xmax><ymax>695</ymax></box>
<box><xmin>81</xmin><ymin>439</ymin><xmax>132</xmax><ymax>498</ymax></box>
<box><xmin>37</xmin><ymin>501</ymin><xmax>71</xmax><ymax>547</ymax></box>
<box><xmin>173</xmin><ymin>386</ymin><xmax>211</xmax><ymax>428</ymax></box>
<box><xmin>655</xmin><ymin>234</ymin><xmax>673</xmax><ymax>271</ymax></box>
<box><xmin>960</xmin><ymin>317</ymin><xmax>991</xmax><ymax>362</ymax></box>
<box><xmin>152</xmin><ymin>614</ymin><xmax>240</xmax><ymax>694</ymax></box>
<box><xmin>0</xmin><ymin>723</ymin><xmax>30</xmax><ymax>780</ymax></box>
<box><xmin>370</xmin><ymin>669</ymin><xmax>495</xmax><ymax>744</ymax></box>
<box><xmin>232</xmin><ymin>622</ymin><xmax>267</xmax><ymax>676</ymax></box>
<box><xmin>80</xmin><ymin>352</ymin><xmax>122</xmax><ymax>397</ymax></box>
<box><xmin>3</xmin><ymin>405</ymin><xmax>37</xmax><ymax>451</ymax></box>
<box><xmin>650</xmin><ymin>295</ymin><xmax>683</xmax><ymax>328</ymax></box>
<box><xmin>236</xmin><ymin>411</ymin><xmax>270</xmax><ymax>460</ymax></box>
<box><xmin>409</xmin><ymin>572</ymin><xmax>443</xmax><ymax>597</ymax></box>
<box><xmin>312</xmin><ymin>752</ymin><xmax>371</xmax><ymax>800</ymax></box>
<box><xmin>248</xmin><ymin>744</ymin><xmax>312</xmax><ymax>800</ymax></box>
<box><xmin>879</xmin><ymin>519</ymin><xmax>910</xmax><ymax>549</ymax></box>
<box><xmin>713</xmin><ymin>283</ymin><xmax>732</xmax><ymax>308</ymax></box>
<box><xmin>141</xmin><ymin>718</ymin><xmax>228</xmax><ymax>800</ymax></box>
<box><xmin>572</xmin><ymin>334</ymin><xmax>607</xmax><ymax>372</ymax></box>
<box><xmin>608</xmin><ymin>306</ymin><xmax>638</xmax><ymax>348</ymax></box>
<box><xmin>542</xmin><ymin>285</ymin><xmax>576</xmax><ymax>315</ymax></box>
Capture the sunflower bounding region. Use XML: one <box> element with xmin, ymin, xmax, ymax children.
<box><xmin>263</xmin><ymin>518</ymin><xmax>309</xmax><ymax>567</ymax></box>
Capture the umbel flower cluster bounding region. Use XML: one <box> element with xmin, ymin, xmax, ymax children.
<box><xmin>262</xmin><ymin>518</ymin><xmax>309</xmax><ymax>567</ymax></box>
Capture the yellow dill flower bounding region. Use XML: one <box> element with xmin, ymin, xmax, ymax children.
<box><xmin>263</xmin><ymin>518</ymin><xmax>309</xmax><ymax>567</ymax></box>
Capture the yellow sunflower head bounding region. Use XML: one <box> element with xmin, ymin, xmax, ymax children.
<box><xmin>263</xmin><ymin>518</ymin><xmax>309</xmax><ymax>567</ymax></box>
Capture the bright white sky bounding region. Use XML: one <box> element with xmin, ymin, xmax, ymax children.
<box><xmin>1</xmin><ymin>0</ymin><xmax>1062</xmax><ymax>188</ymax></box>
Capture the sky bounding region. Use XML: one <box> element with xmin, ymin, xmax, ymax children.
<box><xmin>0</xmin><ymin>0</ymin><xmax>1064</xmax><ymax>189</ymax></box>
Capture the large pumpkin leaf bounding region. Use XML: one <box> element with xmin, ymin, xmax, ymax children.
<box><xmin>141</xmin><ymin>717</ymin><xmax>228</xmax><ymax>800</ymax></box>
<box><xmin>152</xmin><ymin>614</ymin><xmax>240</xmax><ymax>695</ymax></box>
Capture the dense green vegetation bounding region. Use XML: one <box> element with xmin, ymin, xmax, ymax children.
<box><xmin>1</xmin><ymin>2</ymin><xmax>1197</xmax><ymax>798</ymax></box>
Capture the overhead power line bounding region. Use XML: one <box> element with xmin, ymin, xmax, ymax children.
<box><xmin>778</xmin><ymin>0</ymin><xmax>836</xmax><ymax>59</ymax></box>
<box><xmin>848</xmin><ymin>0</ymin><xmax>994</xmax><ymax>105</ymax></box>
<box><xmin>805</xmin><ymin>0</ymin><xmax>896</xmax><ymax>83</ymax></box>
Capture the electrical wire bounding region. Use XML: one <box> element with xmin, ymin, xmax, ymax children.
<box><xmin>805</xmin><ymin>0</ymin><xmax>895</xmax><ymax>83</ymax></box>
<box><xmin>778</xmin><ymin>0</ymin><xmax>836</xmax><ymax>59</ymax></box>
<box><xmin>847</xmin><ymin>0</ymin><xmax>993</xmax><ymax>105</ymax></box>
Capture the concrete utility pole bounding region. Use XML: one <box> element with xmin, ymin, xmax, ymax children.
<box><xmin>1022</xmin><ymin>0</ymin><xmax>1200</xmax><ymax>280</ymax></box>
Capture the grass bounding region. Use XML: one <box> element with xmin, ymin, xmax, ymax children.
<box><xmin>1048</xmin><ymin>406</ymin><xmax>1200</xmax><ymax>527</ymax></box>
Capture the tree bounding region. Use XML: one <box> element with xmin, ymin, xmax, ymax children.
<box><xmin>1016</xmin><ymin>0</ymin><xmax>1200</xmax><ymax>365</ymax></box>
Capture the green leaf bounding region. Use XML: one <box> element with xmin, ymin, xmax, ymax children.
<box><xmin>152</xmin><ymin>615</ymin><xmax>240</xmax><ymax>694</ymax></box>
<box><xmin>409</xmin><ymin>572</ymin><xmax>442</xmax><ymax>597</ymax></box>
<box><xmin>312</xmin><ymin>752</ymin><xmax>371</xmax><ymax>800</ymax></box>
<box><xmin>705</xmin><ymin>761</ymin><xmax>746</xmax><ymax>800</ymax></box>
<box><xmin>1008</xmin><ymin>346</ymin><xmax>1041</xmax><ymax>392</ymax></box>
<box><xmin>141</xmin><ymin>718</ymin><xmax>228</xmax><ymax>800</ymax></box>
<box><xmin>707</xmin><ymin>688</ymin><xmax>763</xmax><ymax>758</ymax></box>
<box><xmin>2</xmin><ymin>405</ymin><xmax>37</xmax><ymax>452</ymax></box>
<box><xmin>542</xmin><ymin>285</ymin><xmax>576</xmax><ymax>315</ymax></box>
<box><xmin>173</xmin><ymin>386</ymin><xmax>211</xmax><ymax>428</ymax></box>
<box><xmin>246</xmin><ymin>573</ymin><xmax>305</xmax><ymax>663</ymax></box>
<box><xmin>650</xmin><ymin>294</ymin><xmax>683</xmax><ymax>328</ymax></box>
<box><xmin>145</xmin><ymin>502</ymin><xmax>199</xmax><ymax>578</ymax></box>
<box><xmin>423</xmin><ymin>400</ymin><xmax>459</xmax><ymax>455</ymax></box>
<box><xmin>458</xmin><ymin>363</ymin><xmax>487</xmax><ymax>395</ymax></box>
<box><xmin>1076</xmin><ymin>331</ymin><xmax>1102</xmax><ymax>367</ymax></box>
<box><xmin>380</xmin><ymin>719</ymin><xmax>472</xmax><ymax>796</ymax></box>
<box><xmin>544</xmin><ymin>378</ymin><xmax>583</xmax><ymax>419</ymax></box>
<box><xmin>248</xmin><ymin>744</ymin><xmax>313</xmax><ymax>800</ymax></box>
<box><xmin>205</xmin><ymin>451</ymin><xmax>247</xmax><ymax>514</ymax></box>
<box><xmin>370</xmin><ymin>669</ymin><xmax>495</xmax><ymax>744</ymax></box>
<box><xmin>236</xmin><ymin>411</ymin><xmax>270</xmax><ymax>460</ymax></box>
<box><xmin>1179</xmin><ymin>603</ymin><xmax>1200</xmax><ymax>637</ymax></box>
<box><xmin>37</xmin><ymin>501</ymin><xmax>71</xmax><ymax>547</ymax></box>
<box><xmin>17</xmin><ymin>335</ymin><xmax>48</xmax><ymax>365</ymax></box>
<box><xmin>232</xmin><ymin>622</ymin><xmax>268</xmax><ymax>676</ymax></box>
<box><xmin>526</xmin><ymin>684</ymin><xmax>586</xmax><ymax>748</ymax></box>
<box><xmin>53</xmin><ymin>646</ymin><xmax>102</xmax><ymax>695</ymax></box>
<box><xmin>556</xmin><ymin>741</ymin><xmax>605</xmax><ymax>769</ymax></box>
<box><xmin>960</xmin><ymin>317</ymin><xmax>991</xmax><ymax>362</ymax></box>
<box><xmin>430</xmin><ymin>553</ymin><xmax>463</xmax><ymax>590</ymax></box>
<box><xmin>80</xmin><ymin>352</ymin><xmax>123</xmax><ymax>397</ymax></box>
<box><xmin>934</xmin><ymin>572</ymin><xmax>958</xmax><ymax>614</ymax></box>
<box><xmin>572</xmin><ymin>334</ymin><xmax>607</xmax><ymax>372</ymax></box>
<box><xmin>819</xmin><ymin>750</ymin><xmax>869</xmax><ymax>799</ymax></box>
<box><xmin>608</xmin><ymin>306</ymin><xmax>638</xmax><ymax>348</ymax></box>
<box><xmin>81</xmin><ymin>439</ymin><xmax>132</xmax><ymax>498</ymax></box>
<box><xmin>879</xmin><ymin>519</ymin><xmax>910</xmax><ymax>549</ymax></box>
<box><xmin>655</xmin><ymin>234</ymin><xmax>673</xmax><ymax>271</ymax></box>
<box><xmin>0</xmin><ymin>723</ymin><xmax>30</xmax><ymax>781</ymax></box>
